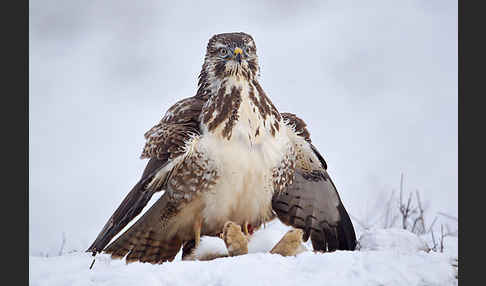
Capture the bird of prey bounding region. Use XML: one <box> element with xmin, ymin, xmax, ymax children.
<box><xmin>87</xmin><ymin>32</ymin><xmax>356</xmax><ymax>264</ymax></box>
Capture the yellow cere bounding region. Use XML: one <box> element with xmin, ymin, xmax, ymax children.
<box><xmin>234</xmin><ymin>48</ymin><xmax>243</xmax><ymax>55</ymax></box>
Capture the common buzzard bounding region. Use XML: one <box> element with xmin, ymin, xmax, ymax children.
<box><xmin>87</xmin><ymin>32</ymin><xmax>356</xmax><ymax>264</ymax></box>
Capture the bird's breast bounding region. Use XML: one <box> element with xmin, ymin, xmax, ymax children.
<box><xmin>196</xmin><ymin>78</ymin><xmax>294</xmax><ymax>234</ymax></box>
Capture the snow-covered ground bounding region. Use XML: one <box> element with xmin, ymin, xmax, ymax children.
<box><xmin>29</xmin><ymin>222</ymin><xmax>458</xmax><ymax>286</ymax></box>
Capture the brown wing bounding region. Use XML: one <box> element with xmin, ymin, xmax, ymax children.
<box><xmin>272</xmin><ymin>113</ymin><xmax>357</xmax><ymax>252</ymax></box>
<box><xmin>103</xmin><ymin>133</ymin><xmax>220</xmax><ymax>264</ymax></box>
<box><xmin>103</xmin><ymin>193</ymin><xmax>183</xmax><ymax>263</ymax></box>
<box><xmin>86</xmin><ymin>96</ymin><xmax>205</xmax><ymax>256</ymax></box>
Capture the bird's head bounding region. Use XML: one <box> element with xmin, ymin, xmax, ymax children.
<box><xmin>200</xmin><ymin>32</ymin><xmax>259</xmax><ymax>84</ymax></box>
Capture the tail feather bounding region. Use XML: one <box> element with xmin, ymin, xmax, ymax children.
<box><xmin>105</xmin><ymin>229</ymin><xmax>182</xmax><ymax>264</ymax></box>
<box><xmin>101</xmin><ymin>193</ymin><xmax>184</xmax><ymax>264</ymax></box>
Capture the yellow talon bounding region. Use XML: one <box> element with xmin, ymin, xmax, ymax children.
<box><xmin>243</xmin><ymin>222</ymin><xmax>249</xmax><ymax>236</ymax></box>
<box><xmin>194</xmin><ymin>217</ymin><xmax>202</xmax><ymax>248</ymax></box>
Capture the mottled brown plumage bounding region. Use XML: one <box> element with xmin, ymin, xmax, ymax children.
<box><xmin>204</xmin><ymin>85</ymin><xmax>243</xmax><ymax>139</ymax></box>
<box><xmin>273</xmin><ymin>115</ymin><xmax>356</xmax><ymax>251</ymax></box>
<box><xmin>141</xmin><ymin>97</ymin><xmax>204</xmax><ymax>160</ymax></box>
<box><xmin>87</xmin><ymin>32</ymin><xmax>356</xmax><ymax>265</ymax></box>
<box><xmin>282</xmin><ymin>113</ymin><xmax>311</xmax><ymax>143</ymax></box>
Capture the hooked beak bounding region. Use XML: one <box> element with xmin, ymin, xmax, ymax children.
<box><xmin>233</xmin><ymin>47</ymin><xmax>243</xmax><ymax>64</ymax></box>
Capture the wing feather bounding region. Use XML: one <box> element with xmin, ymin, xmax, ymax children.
<box><xmin>104</xmin><ymin>133</ymin><xmax>218</xmax><ymax>263</ymax></box>
<box><xmin>86</xmin><ymin>96</ymin><xmax>204</xmax><ymax>255</ymax></box>
<box><xmin>86</xmin><ymin>157</ymin><xmax>168</xmax><ymax>254</ymax></box>
<box><xmin>273</xmin><ymin>113</ymin><xmax>357</xmax><ymax>251</ymax></box>
<box><xmin>104</xmin><ymin>193</ymin><xmax>184</xmax><ymax>264</ymax></box>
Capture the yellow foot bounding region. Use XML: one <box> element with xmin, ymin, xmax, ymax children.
<box><xmin>270</xmin><ymin>229</ymin><xmax>306</xmax><ymax>256</ymax></box>
<box><xmin>221</xmin><ymin>221</ymin><xmax>249</xmax><ymax>257</ymax></box>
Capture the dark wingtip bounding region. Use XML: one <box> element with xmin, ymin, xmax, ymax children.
<box><xmin>310</xmin><ymin>203</ymin><xmax>357</xmax><ymax>252</ymax></box>
<box><xmin>85</xmin><ymin>246</ymin><xmax>100</xmax><ymax>255</ymax></box>
<box><xmin>328</xmin><ymin>187</ymin><xmax>357</xmax><ymax>250</ymax></box>
<box><xmin>336</xmin><ymin>203</ymin><xmax>357</xmax><ymax>251</ymax></box>
<box><xmin>85</xmin><ymin>158</ymin><xmax>168</xmax><ymax>256</ymax></box>
<box><xmin>85</xmin><ymin>226</ymin><xmax>116</xmax><ymax>255</ymax></box>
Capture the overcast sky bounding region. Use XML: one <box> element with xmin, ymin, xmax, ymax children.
<box><xmin>29</xmin><ymin>0</ymin><xmax>457</xmax><ymax>256</ymax></box>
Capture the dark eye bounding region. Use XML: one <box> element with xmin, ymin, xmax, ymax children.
<box><xmin>244</xmin><ymin>47</ymin><xmax>251</xmax><ymax>54</ymax></box>
<box><xmin>219</xmin><ymin>48</ymin><xmax>229</xmax><ymax>57</ymax></box>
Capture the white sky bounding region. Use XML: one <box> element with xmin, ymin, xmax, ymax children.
<box><xmin>29</xmin><ymin>0</ymin><xmax>457</xmax><ymax>255</ymax></box>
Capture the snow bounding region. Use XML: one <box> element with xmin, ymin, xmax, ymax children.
<box><xmin>29</xmin><ymin>226</ymin><xmax>458</xmax><ymax>286</ymax></box>
<box><xmin>357</xmin><ymin>228</ymin><xmax>429</xmax><ymax>253</ymax></box>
